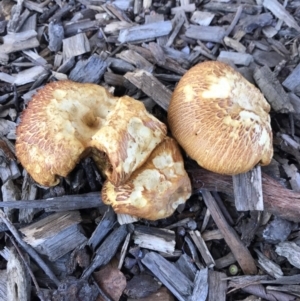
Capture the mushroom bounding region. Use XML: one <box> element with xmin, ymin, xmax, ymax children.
<box><xmin>102</xmin><ymin>137</ymin><xmax>192</xmax><ymax>220</ymax></box>
<box><xmin>16</xmin><ymin>81</ymin><xmax>167</xmax><ymax>186</ymax></box>
<box><xmin>168</xmin><ymin>61</ymin><xmax>273</xmax><ymax>175</ymax></box>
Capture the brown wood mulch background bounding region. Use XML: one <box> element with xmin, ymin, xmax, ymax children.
<box><xmin>1</xmin><ymin>0</ymin><xmax>300</xmax><ymax>300</ymax></box>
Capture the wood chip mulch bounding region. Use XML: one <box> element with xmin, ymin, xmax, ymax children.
<box><xmin>1</xmin><ymin>0</ymin><xmax>300</xmax><ymax>300</ymax></box>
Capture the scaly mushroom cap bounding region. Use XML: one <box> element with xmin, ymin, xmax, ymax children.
<box><xmin>168</xmin><ymin>61</ymin><xmax>273</xmax><ymax>175</ymax></box>
<box><xmin>90</xmin><ymin>95</ymin><xmax>167</xmax><ymax>186</ymax></box>
<box><xmin>16</xmin><ymin>81</ymin><xmax>167</xmax><ymax>186</ymax></box>
<box><xmin>102</xmin><ymin>137</ymin><xmax>192</xmax><ymax>220</ymax></box>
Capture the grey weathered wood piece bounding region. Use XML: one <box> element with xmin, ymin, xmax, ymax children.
<box><xmin>106</xmin><ymin>57</ymin><xmax>135</xmax><ymax>73</ymax></box>
<box><xmin>191</xmin><ymin>268</ymin><xmax>208</xmax><ymax>301</ymax></box>
<box><xmin>252</xmin><ymin>49</ymin><xmax>284</xmax><ymax>68</ymax></box>
<box><xmin>81</xmin><ymin>225</ymin><xmax>128</xmax><ymax>280</ymax></box>
<box><xmin>218</xmin><ymin>51</ymin><xmax>253</xmax><ymax>66</ymax></box>
<box><xmin>20</xmin><ymin>211</ymin><xmax>87</xmax><ymax>261</ymax></box>
<box><xmin>232</xmin><ymin>166</ymin><xmax>264</xmax><ymax>211</ymax></box>
<box><xmin>48</xmin><ymin>21</ymin><xmax>64</xmax><ymax>52</ymax></box>
<box><xmin>275</xmin><ymin>242</ymin><xmax>300</xmax><ymax>269</ymax></box>
<box><xmin>69</xmin><ymin>54</ymin><xmax>107</xmax><ymax>83</ymax></box>
<box><xmin>282</xmin><ymin>63</ymin><xmax>300</xmax><ymax>92</ymax></box>
<box><xmin>128</xmin><ymin>44</ymin><xmax>187</xmax><ymax>74</ymax></box>
<box><xmin>202</xmin><ymin>2</ymin><xmax>262</xmax><ymax>14</ymax></box>
<box><xmin>166</xmin><ymin>12</ymin><xmax>185</xmax><ymax>47</ymax></box>
<box><xmin>185</xmin><ymin>25</ymin><xmax>226</xmax><ymax>43</ymax></box>
<box><xmin>124</xmin><ymin>69</ymin><xmax>172</xmax><ymax>110</ymax></box>
<box><xmin>24</xmin><ymin>0</ymin><xmax>52</xmax><ymax>13</ymax></box>
<box><xmin>255</xmin><ymin>249</ymin><xmax>283</xmax><ymax>278</ymax></box>
<box><xmin>201</xmin><ymin>190</ymin><xmax>257</xmax><ymax>275</ymax></box>
<box><xmin>2</xmin><ymin>179</ymin><xmax>20</xmax><ymax>221</ymax></box>
<box><xmin>88</xmin><ymin>207</ymin><xmax>116</xmax><ymax>251</ymax></box>
<box><xmin>0</xmin><ymin>270</ymin><xmax>7</xmax><ymax>300</ymax></box>
<box><xmin>64</xmin><ymin>19</ymin><xmax>99</xmax><ymax>37</ymax></box>
<box><xmin>253</xmin><ymin>65</ymin><xmax>294</xmax><ymax>113</ymax></box>
<box><xmin>62</xmin><ymin>32</ymin><xmax>90</xmax><ymax>61</ymax></box>
<box><xmin>190</xmin><ymin>11</ymin><xmax>215</xmax><ymax>26</ymax></box>
<box><xmin>0</xmin><ymin>30</ymin><xmax>39</xmax><ymax>54</ymax></box>
<box><xmin>7</xmin><ymin>2</ymin><xmax>30</xmax><ymax>34</ymax></box>
<box><xmin>223</xmin><ymin>36</ymin><xmax>246</xmax><ymax>53</ymax></box>
<box><xmin>208</xmin><ymin>271</ymin><xmax>227</xmax><ymax>301</ymax></box>
<box><xmin>189</xmin><ymin>230</ymin><xmax>215</xmax><ymax>268</ymax></box>
<box><xmin>7</xmin><ymin>248</ymin><xmax>31</xmax><ymax>301</ymax></box>
<box><xmin>237</xmin><ymin>12</ymin><xmax>273</xmax><ymax>33</ymax></box>
<box><xmin>116</xmin><ymin>50</ymin><xmax>154</xmax><ymax>72</ymax></box>
<box><xmin>184</xmin><ymin>236</ymin><xmax>204</xmax><ymax>270</ymax></box>
<box><xmin>262</xmin><ymin>0</ymin><xmax>300</xmax><ymax>32</ymax></box>
<box><xmin>14</xmin><ymin>66</ymin><xmax>48</xmax><ymax>86</ymax></box>
<box><xmin>20</xmin><ymin>13</ymin><xmax>37</xmax><ymax>32</ymax></box>
<box><xmin>0</xmin><ymin>192</ymin><xmax>104</xmax><ymax>211</ymax></box>
<box><xmin>142</xmin><ymin>251</ymin><xmax>193</xmax><ymax>301</ymax></box>
<box><xmin>133</xmin><ymin>225</ymin><xmax>176</xmax><ymax>254</ymax></box>
<box><xmin>174</xmin><ymin>254</ymin><xmax>197</xmax><ymax>282</ymax></box>
<box><xmin>118</xmin><ymin>20</ymin><xmax>172</xmax><ymax>43</ymax></box>
<box><xmin>19</xmin><ymin>170</ymin><xmax>38</xmax><ymax>224</ymax></box>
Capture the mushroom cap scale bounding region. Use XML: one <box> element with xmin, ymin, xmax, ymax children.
<box><xmin>168</xmin><ymin>61</ymin><xmax>273</xmax><ymax>175</ymax></box>
<box><xmin>102</xmin><ymin>137</ymin><xmax>192</xmax><ymax>220</ymax></box>
<box><xmin>90</xmin><ymin>95</ymin><xmax>167</xmax><ymax>186</ymax></box>
<box><xmin>16</xmin><ymin>81</ymin><xmax>116</xmax><ymax>186</ymax></box>
<box><xmin>16</xmin><ymin>81</ymin><xmax>167</xmax><ymax>186</ymax></box>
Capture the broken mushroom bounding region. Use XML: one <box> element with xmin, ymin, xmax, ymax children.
<box><xmin>102</xmin><ymin>137</ymin><xmax>192</xmax><ymax>220</ymax></box>
<box><xmin>16</xmin><ymin>81</ymin><xmax>167</xmax><ymax>186</ymax></box>
<box><xmin>168</xmin><ymin>61</ymin><xmax>273</xmax><ymax>175</ymax></box>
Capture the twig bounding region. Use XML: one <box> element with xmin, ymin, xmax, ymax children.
<box><xmin>0</xmin><ymin>209</ymin><xmax>60</xmax><ymax>286</ymax></box>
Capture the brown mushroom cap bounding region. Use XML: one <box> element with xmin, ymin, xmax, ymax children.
<box><xmin>102</xmin><ymin>137</ymin><xmax>192</xmax><ymax>220</ymax></box>
<box><xmin>168</xmin><ymin>61</ymin><xmax>273</xmax><ymax>175</ymax></box>
<box><xmin>16</xmin><ymin>81</ymin><xmax>167</xmax><ymax>186</ymax></box>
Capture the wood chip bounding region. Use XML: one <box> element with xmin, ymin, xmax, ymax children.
<box><xmin>218</xmin><ymin>51</ymin><xmax>253</xmax><ymax>66</ymax></box>
<box><xmin>116</xmin><ymin>50</ymin><xmax>154</xmax><ymax>72</ymax></box>
<box><xmin>124</xmin><ymin>69</ymin><xmax>172</xmax><ymax>110</ymax></box>
<box><xmin>7</xmin><ymin>248</ymin><xmax>31</xmax><ymax>301</ymax></box>
<box><xmin>189</xmin><ymin>230</ymin><xmax>215</xmax><ymax>268</ymax></box>
<box><xmin>208</xmin><ymin>271</ymin><xmax>227</xmax><ymax>301</ymax></box>
<box><xmin>133</xmin><ymin>225</ymin><xmax>175</xmax><ymax>254</ymax></box>
<box><xmin>262</xmin><ymin>0</ymin><xmax>300</xmax><ymax>32</ymax></box>
<box><xmin>118</xmin><ymin>21</ymin><xmax>172</xmax><ymax>43</ymax></box>
<box><xmin>201</xmin><ymin>190</ymin><xmax>257</xmax><ymax>275</ymax></box>
<box><xmin>233</xmin><ymin>166</ymin><xmax>264</xmax><ymax>211</ymax></box>
<box><xmin>0</xmin><ymin>30</ymin><xmax>39</xmax><ymax>54</ymax></box>
<box><xmin>141</xmin><ymin>252</ymin><xmax>193</xmax><ymax>301</ymax></box>
<box><xmin>190</xmin><ymin>11</ymin><xmax>215</xmax><ymax>26</ymax></box>
<box><xmin>191</xmin><ymin>268</ymin><xmax>208</xmax><ymax>301</ymax></box>
<box><xmin>62</xmin><ymin>32</ymin><xmax>91</xmax><ymax>61</ymax></box>
<box><xmin>253</xmin><ymin>65</ymin><xmax>294</xmax><ymax>113</ymax></box>
<box><xmin>282</xmin><ymin>63</ymin><xmax>300</xmax><ymax>92</ymax></box>
<box><xmin>275</xmin><ymin>242</ymin><xmax>300</xmax><ymax>269</ymax></box>
<box><xmin>20</xmin><ymin>211</ymin><xmax>87</xmax><ymax>261</ymax></box>
<box><xmin>186</xmin><ymin>25</ymin><xmax>226</xmax><ymax>43</ymax></box>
